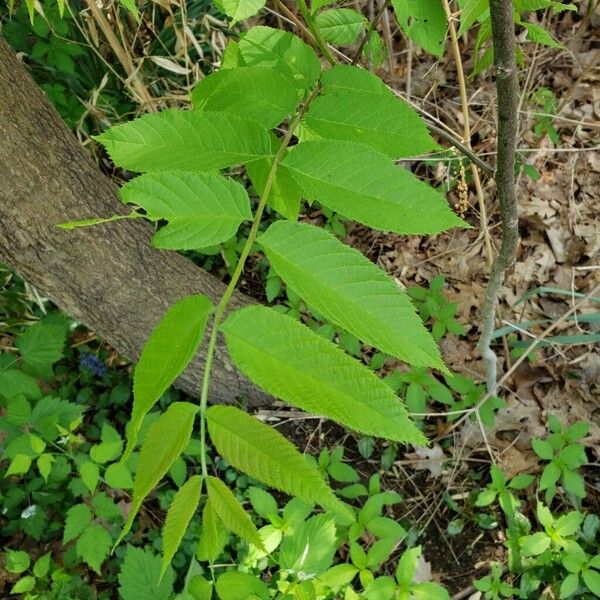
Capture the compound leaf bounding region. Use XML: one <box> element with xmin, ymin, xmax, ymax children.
<box><xmin>206</xmin><ymin>476</ymin><xmax>265</xmax><ymax>550</ymax></box>
<box><xmin>117</xmin><ymin>402</ymin><xmax>197</xmax><ymax>546</ymax></box>
<box><xmin>238</xmin><ymin>27</ymin><xmax>321</xmax><ymax>90</ymax></box>
<box><xmin>303</xmin><ymin>65</ymin><xmax>437</xmax><ymax>158</ymax></box>
<box><xmin>95</xmin><ymin>110</ymin><xmax>271</xmax><ymax>173</ymax></box>
<box><xmin>259</xmin><ymin>221</ymin><xmax>445</xmax><ymax>370</ymax></box>
<box><xmin>282</xmin><ymin>140</ymin><xmax>466</xmax><ymax>234</ymax></box>
<box><xmin>222</xmin><ymin>305</ymin><xmax>426</xmax><ymax>443</ymax></box>
<box><xmin>120</xmin><ymin>172</ymin><xmax>251</xmax><ymax>250</ymax></box>
<box><xmin>206</xmin><ymin>405</ymin><xmax>353</xmax><ymax>521</ymax></box>
<box><xmin>162</xmin><ymin>475</ymin><xmax>203</xmax><ymax>575</ymax></box>
<box><xmin>191</xmin><ymin>67</ymin><xmax>298</xmax><ymax>128</ymax></box>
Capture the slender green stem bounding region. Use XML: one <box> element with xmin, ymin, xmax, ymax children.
<box><xmin>198</xmin><ymin>85</ymin><xmax>322</xmax><ymax>479</ymax></box>
<box><xmin>296</xmin><ymin>0</ymin><xmax>336</xmax><ymax>65</ymax></box>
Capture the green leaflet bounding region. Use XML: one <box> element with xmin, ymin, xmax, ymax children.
<box><xmin>123</xmin><ymin>295</ymin><xmax>212</xmax><ymax>462</ymax></box>
<box><xmin>457</xmin><ymin>0</ymin><xmax>489</xmax><ymax>35</ymax></box>
<box><xmin>246</xmin><ymin>134</ymin><xmax>302</xmax><ymax>221</ymax></box>
<box><xmin>282</xmin><ymin>139</ymin><xmax>467</xmax><ymax>235</ymax></box>
<box><xmin>162</xmin><ymin>475</ymin><xmax>203</xmax><ymax>575</ymax></box>
<box><xmin>303</xmin><ymin>65</ymin><xmax>437</xmax><ymax>158</ymax></box>
<box><xmin>117</xmin><ymin>402</ymin><xmax>197</xmax><ymax>546</ymax></box>
<box><xmin>221</xmin><ymin>305</ymin><xmax>427</xmax><ymax>443</ymax></box>
<box><xmin>120</xmin><ymin>172</ymin><xmax>252</xmax><ymax>250</ymax></box>
<box><xmin>197</xmin><ymin>498</ymin><xmax>228</xmax><ymax>562</ymax></box>
<box><xmin>314</xmin><ymin>8</ymin><xmax>364</xmax><ymax>45</ymax></box>
<box><xmin>206</xmin><ymin>405</ymin><xmax>353</xmax><ymax>522</ymax></box>
<box><xmin>95</xmin><ymin>110</ymin><xmax>271</xmax><ymax>173</ymax></box>
<box><xmin>391</xmin><ymin>0</ymin><xmax>447</xmax><ymax>56</ymax></box>
<box><xmin>259</xmin><ymin>221</ymin><xmax>444</xmax><ymax>370</ymax></box>
<box><xmin>206</xmin><ymin>476</ymin><xmax>265</xmax><ymax>551</ymax></box>
<box><xmin>214</xmin><ymin>0</ymin><xmax>265</xmax><ymax>24</ymax></box>
<box><xmin>191</xmin><ymin>67</ymin><xmax>298</xmax><ymax>129</ymax></box>
<box><xmin>238</xmin><ymin>27</ymin><xmax>321</xmax><ymax>90</ymax></box>
<box><xmin>215</xmin><ymin>572</ymin><xmax>270</xmax><ymax>600</ymax></box>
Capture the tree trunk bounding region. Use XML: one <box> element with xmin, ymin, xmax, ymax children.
<box><xmin>0</xmin><ymin>37</ymin><xmax>268</xmax><ymax>407</ymax></box>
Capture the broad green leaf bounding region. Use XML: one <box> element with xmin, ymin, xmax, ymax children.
<box><xmin>222</xmin><ymin>305</ymin><xmax>427</xmax><ymax>442</ymax></box>
<box><xmin>259</xmin><ymin>221</ymin><xmax>445</xmax><ymax>370</ymax></box>
<box><xmin>124</xmin><ymin>295</ymin><xmax>212</xmax><ymax>462</ymax></box>
<box><xmin>79</xmin><ymin>461</ymin><xmax>99</xmax><ymax>495</ymax></box>
<box><xmin>303</xmin><ymin>65</ymin><xmax>437</xmax><ymax>159</ymax></box>
<box><xmin>191</xmin><ymin>67</ymin><xmax>298</xmax><ymax>128</ymax></box>
<box><xmin>310</xmin><ymin>0</ymin><xmax>336</xmax><ymax>13</ymax></box>
<box><xmin>248</xmin><ymin>487</ymin><xmax>278</xmax><ymax>520</ymax></box>
<box><xmin>0</xmin><ymin>369</ymin><xmax>41</xmax><ymax>400</ymax></box>
<box><xmin>215</xmin><ymin>572</ymin><xmax>270</xmax><ymax>600</ymax></box>
<box><xmin>118</xmin><ymin>546</ymin><xmax>175</xmax><ymax>600</ymax></box>
<box><xmin>206</xmin><ymin>405</ymin><xmax>353</xmax><ymax>521</ymax></box>
<box><xmin>197</xmin><ymin>498</ymin><xmax>228</xmax><ymax>562</ymax></box>
<box><xmin>523</xmin><ymin>21</ymin><xmax>563</xmax><ymax>48</ymax></box>
<box><xmin>315</xmin><ymin>8</ymin><xmax>364</xmax><ymax>45</ymax></box>
<box><xmin>282</xmin><ymin>140</ymin><xmax>466</xmax><ymax>234</ymax></box>
<box><xmin>246</xmin><ymin>135</ymin><xmax>302</xmax><ymax>221</ymax></box>
<box><xmin>583</xmin><ymin>569</ymin><xmax>600</xmax><ymax>596</ymax></box>
<box><xmin>120</xmin><ymin>172</ymin><xmax>251</xmax><ymax>250</ymax></box>
<box><xmin>90</xmin><ymin>422</ymin><xmax>122</xmax><ymax>464</ymax></box>
<box><xmin>5</xmin><ymin>550</ymin><xmax>30</xmax><ymax>574</ymax></box>
<box><xmin>391</xmin><ymin>0</ymin><xmax>447</xmax><ymax>56</ymax></box>
<box><xmin>95</xmin><ymin>110</ymin><xmax>271</xmax><ymax>173</ymax></box>
<box><xmin>76</xmin><ymin>524</ymin><xmax>112</xmax><ymax>574</ymax></box>
<box><xmin>214</xmin><ymin>0</ymin><xmax>265</xmax><ymax>23</ymax></box>
<box><xmin>238</xmin><ymin>27</ymin><xmax>321</xmax><ymax>90</ymax></box>
<box><xmin>162</xmin><ymin>475</ymin><xmax>203</xmax><ymax>574</ymax></box>
<box><xmin>206</xmin><ymin>476</ymin><xmax>265</xmax><ymax>550</ymax></box>
<box><xmin>16</xmin><ymin>316</ymin><xmax>68</xmax><ymax>379</ymax></box>
<box><xmin>117</xmin><ymin>402</ymin><xmax>197</xmax><ymax>546</ymax></box>
<box><xmin>11</xmin><ymin>576</ymin><xmax>36</xmax><ymax>594</ymax></box>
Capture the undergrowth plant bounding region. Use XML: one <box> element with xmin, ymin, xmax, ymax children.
<box><xmin>59</xmin><ymin>0</ymin><xmax>475</xmax><ymax>593</ymax></box>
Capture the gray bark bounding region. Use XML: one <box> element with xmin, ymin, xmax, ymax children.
<box><xmin>0</xmin><ymin>37</ymin><xmax>268</xmax><ymax>406</ymax></box>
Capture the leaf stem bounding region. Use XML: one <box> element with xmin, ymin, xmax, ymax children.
<box><xmin>296</xmin><ymin>0</ymin><xmax>336</xmax><ymax>65</ymax></box>
<box><xmin>198</xmin><ymin>85</ymin><xmax>322</xmax><ymax>478</ymax></box>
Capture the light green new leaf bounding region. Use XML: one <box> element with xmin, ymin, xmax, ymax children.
<box><xmin>162</xmin><ymin>475</ymin><xmax>203</xmax><ymax>575</ymax></box>
<box><xmin>315</xmin><ymin>8</ymin><xmax>364</xmax><ymax>45</ymax></box>
<box><xmin>120</xmin><ymin>172</ymin><xmax>251</xmax><ymax>250</ymax></box>
<box><xmin>95</xmin><ymin>110</ymin><xmax>271</xmax><ymax>173</ymax></box>
<box><xmin>117</xmin><ymin>402</ymin><xmax>197</xmax><ymax>546</ymax></box>
<box><xmin>222</xmin><ymin>305</ymin><xmax>427</xmax><ymax>442</ymax></box>
<box><xmin>303</xmin><ymin>65</ymin><xmax>437</xmax><ymax>158</ymax></box>
<box><xmin>391</xmin><ymin>0</ymin><xmax>447</xmax><ymax>56</ymax></box>
<box><xmin>63</xmin><ymin>504</ymin><xmax>93</xmax><ymax>543</ymax></box>
<box><xmin>197</xmin><ymin>498</ymin><xmax>229</xmax><ymax>562</ymax></box>
<box><xmin>238</xmin><ymin>27</ymin><xmax>321</xmax><ymax>90</ymax></box>
<box><xmin>124</xmin><ymin>295</ymin><xmax>211</xmax><ymax>462</ymax></box>
<box><xmin>206</xmin><ymin>405</ymin><xmax>353</xmax><ymax>522</ymax></box>
<box><xmin>214</xmin><ymin>0</ymin><xmax>265</xmax><ymax>23</ymax></box>
<box><xmin>260</xmin><ymin>221</ymin><xmax>445</xmax><ymax>369</ymax></box>
<box><xmin>282</xmin><ymin>140</ymin><xmax>466</xmax><ymax>234</ymax></box>
<box><xmin>191</xmin><ymin>67</ymin><xmax>298</xmax><ymax>128</ymax></box>
<box><xmin>206</xmin><ymin>476</ymin><xmax>265</xmax><ymax>551</ymax></box>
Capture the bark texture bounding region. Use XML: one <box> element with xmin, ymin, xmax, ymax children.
<box><xmin>0</xmin><ymin>37</ymin><xmax>268</xmax><ymax>406</ymax></box>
